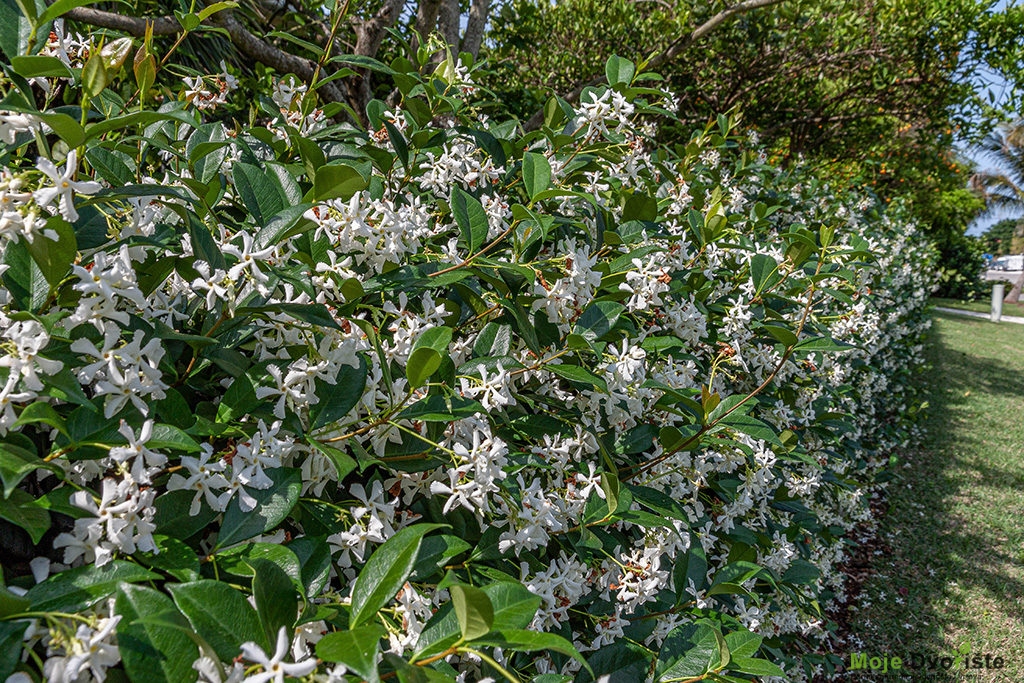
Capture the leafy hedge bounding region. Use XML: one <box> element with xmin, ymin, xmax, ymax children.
<box><xmin>0</xmin><ymin>13</ymin><xmax>934</xmax><ymax>683</ymax></box>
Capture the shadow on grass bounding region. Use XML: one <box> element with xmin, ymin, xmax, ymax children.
<box><xmin>840</xmin><ymin>313</ymin><xmax>1024</xmax><ymax>681</ymax></box>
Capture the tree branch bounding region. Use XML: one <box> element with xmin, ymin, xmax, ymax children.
<box><xmin>523</xmin><ymin>0</ymin><xmax>788</xmax><ymax>130</ymax></box>
<box><xmin>65</xmin><ymin>7</ymin><xmax>180</xmax><ymax>36</ymax></box>
<box><xmin>65</xmin><ymin>6</ymin><xmax>350</xmax><ymax>109</ymax></box>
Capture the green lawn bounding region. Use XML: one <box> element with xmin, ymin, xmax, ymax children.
<box><xmin>840</xmin><ymin>311</ymin><xmax>1024</xmax><ymax>681</ymax></box>
<box><xmin>931</xmin><ymin>295</ymin><xmax>1024</xmax><ymax>316</ymax></box>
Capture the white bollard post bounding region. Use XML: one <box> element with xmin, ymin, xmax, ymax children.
<box><xmin>992</xmin><ymin>283</ymin><xmax>1004</xmax><ymax>323</ymax></box>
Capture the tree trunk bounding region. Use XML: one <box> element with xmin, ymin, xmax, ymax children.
<box><xmin>461</xmin><ymin>0</ymin><xmax>491</xmax><ymax>59</ymax></box>
<box><xmin>412</xmin><ymin>0</ymin><xmax>442</xmax><ymax>53</ymax></box>
<box><xmin>1005</xmin><ymin>270</ymin><xmax>1024</xmax><ymax>304</ymax></box>
<box><xmin>436</xmin><ymin>0</ymin><xmax>461</xmax><ymax>59</ymax></box>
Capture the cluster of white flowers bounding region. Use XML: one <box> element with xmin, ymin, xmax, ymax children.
<box><xmin>0</xmin><ymin>47</ymin><xmax>936</xmax><ymax>683</ymax></box>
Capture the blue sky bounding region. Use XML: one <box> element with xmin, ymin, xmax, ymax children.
<box><xmin>962</xmin><ymin>0</ymin><xmax>1019</xmax><ymax>235</ymax></box>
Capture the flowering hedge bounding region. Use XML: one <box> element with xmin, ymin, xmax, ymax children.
<box><xmin>0</xmin><ymin>14</ymin><xmax>935</xmax><ymax>683</ymax></box>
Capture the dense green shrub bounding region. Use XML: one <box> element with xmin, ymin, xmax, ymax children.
<box><xmin>0</xmin><ymin>12</ymin><xmax>934</xmax><ymax>683</ymax></box>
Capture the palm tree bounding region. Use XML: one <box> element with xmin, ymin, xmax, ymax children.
<box><xmin>971</xmin><ymin>120</ymin><xmax>1024</xmax><ymax>302</ymax></box>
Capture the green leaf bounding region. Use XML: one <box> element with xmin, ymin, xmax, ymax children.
<box><xmin>549</xmin><ymin>363</ymin><xmax>608</xmax><ymax>393</ymax></box>
<box><xmin>522</xmin><ymin>152</ymin><xmax>551</xmax><ymax>201</ymax></box>
<box><xmin>450</xmin><ymin>584</ymin><xmax>493</xmax><ymax>641</ymax></box>
<box><xmin>782</xmin><ymin>558</ymin><xmax>820</xmax><ymax>585</ymax></box>
<box><xmin>310</xmin><ymin>356</ymin><xmax>368</xmax><ymax>430</ymax></box>
<box><xmin>0</xmin><ymin>488</ymin><xmax>50</xmax><ymax>543</ymax></box>
<box><xmin>605</xmin><ymin>55</ymin><xmax>636</xmax><ymax>86</ymax></box>
<box><xmin>406</xmin><ymin>347</ymin><xmax>441</xmax><ymax>388</ymax></box>
<box><xmin>316</xmin><ymin>624</ymin><xmax>385</xmax><ymax>683</ymax></box>
<box><xmin>582</xmin><ymin>639</ymin><xmax>652</xmax><ymax>683</ymax></box>
<box><xmin>196</xmin><ymin>0</ymin><xmax>237</xmax><ymax>21</ymax></box>
<box><xmin>655</xmin><ymin>623</ymin><xmax>723</xmax><ymax>682</ymax></box>
<box><xmin>749</xmin><ymin>253</ymin><xmax>782</xmax><ymax>295</ymax></box>
<box><xmin>2</xmin><ymin>232</ymin><xmax>48</xmax><ymax>311</ymax></box>
<box><xmin>574</xmin><ymin>301</ymin><xmax>625</xmax><ymax>342</ymax></box>
<box><xmin>411</xmin><ymin>534</ymin><xmax>471</xmax><ymax>580</ymax></box>
<box><xmin>398</xmin><ymin>394</ymin><xmax>485</xmax><ymax>422</ymax></box>
<box><xmin>26</xmin><ymin>561</ymin><xmax>159</xmax><ymax>613</ymax></box>
<box><xmin>145</xmin><ymin>423</ymin><xmax>202</xmax><ymax>452</ymax></box>
<box><xmin>169</xmin><ymin>580</ymin><xmax>266</xmax><ymax>661</ymax></box>
<box><xmin>793</xmin><ymin>336</ymin><xmax>854</xmax><ymax>353</ymax></box>
<box><xmin>412</xmin><ymin>326</ymin><xmax>454</xmax><ymax>355</ymax></box>
<box><xmin>216</xmin><ymin>467</ymin><xmax>301</xmax><ymax>548</ymax></box>
<box><xmin>474</xmin><ymin>629</ymin><xmax>589</xmax><ymax>670</ymax></box>
<box><xmin>10</xmin><ymin>54</ymin><xmax>72</xmax><ymax>78</ymax></box>
<box><xmin>451</xmin><ymin>185</ymin><xmax>489</xmax><ymax>253</ymax></box>
<box><xmin>719</xmin><ymin>414</ymin><xmax>782</xmax><ymax>446</ymax></box>
<box><xmin>251</xmin><ymin>558</ymin><xmax>298</xmax><ymax>646</ymax></box>
<box><xmin>116</xmin><ymin>584</ymin><xmax>199</xmax><ymax>683</ymax></box>
<box><xmin>730</xmin><ymin>657</ymin><xmax>785</xmax><ymax>676</ymax></box>
<box><xmin>233</xmin><ymin>162</ymin><xmax>284</xmax><ymax>226</ymax></box>
<box><xmin>414</xmin><ymin>581</ymin><xmax>541</xmax><ymax>660</ymax></box>
<box><xmin>0</xmin><ymin>621</ymin><xmax>28</xmax><ymax>681</ymax></box>
<box><xmin>38</xmin><ymin>0</ymin><xmax>98</xmax><ymax>24</ymax></box>
<box><xmin>133</xmin><ymin>47</ymin><xmax>156</xmax><ymax>104</ymax></box>
<box><xmin>286</xmin><ymin>536</ymin><xmax>333</xmax><ymax>599</ymax></box>
<box><xmin>82</xmin><ymin>50</ymin><xmax>108</xmax><ymax>97</ymax></box>
<box><xmin>253</xmin><ymin>203</ymin><xmax>313</xmax><ymax>251</ymax></box>
<box><xmin>313</xmin><ymin>162</ymin><xmax>368</xmax><ymax>202</ymax></box>
<box><xmin>86</xmin><ymin>146</ymin><xmax>135</xmax><ymax>185</ymax></box>
<box><xmin>0</xmin><ymin>584</ymin><xmax>30</xmax><ymax>618</ymax></box>
<box><xmin>350</xmin><ymin>523</ymin><xmax>449</xmax><ymax>627</ymax></box>
<box><xmin>187</xmin><ymin>122</ymin><xmax>228</xmax><ymax>185</ymax></box>
<box><xmin>215</xmin><ymin>542</ymin><xmax>301</xmax><ymax>587</ymax></box>
<box><xmin>308</xmin><ymin>439</ymin><xmax>357</xmax><ymax>481</ymax></box>
<box><xmin>26</xmin><ymin>216</ymin><xmax>76</xmax><ymax>288</ymax></box>
<box><xmin>136</xmin><ymin>535</ymin><xmax>200</xmax><ymax>581</ymax></box>
<box><xmin>761</xmin><ymin>324</ymin><xmax>798</xmax><ymax>347</ymax></box>
<box><xmin>723</xmin><ymin>629</ymin><xmax>761</xmax><ymax>659</ymax></box>
<box><xmin>0</xmin><ymin>439</ymin><xmax>48</xmax><ymax>497</ymax></box>
<box><xmin>153</xmin><ymin>489</ymin><xmax>219</xmax><ymax>540</ymax></box>
<box><xmin>673</xmin><ymin>536</ymin><xmax>709</xmax><ymax>602</ymax></box>
<box><xmin>236</xmin><ymin>302</ymin><xmax>342</xmax><ymax>330</ymax></box>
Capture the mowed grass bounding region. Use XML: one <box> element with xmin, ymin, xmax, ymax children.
<box><xmin>841</xmin><ymin>312</ymin><xmax>1024</xmax><ymax>681</ymax></box>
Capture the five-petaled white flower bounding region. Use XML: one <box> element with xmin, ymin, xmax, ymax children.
<box><xmin>239</xmin><ymin>626</ymin><xmax>317</xmax><ymax>683</ymax></box>
<box><xmin>34</xmin><ymin>149</ymin><xmax>102</xmax><ymax>223</ymax></box>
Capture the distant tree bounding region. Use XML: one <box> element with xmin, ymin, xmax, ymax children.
<box><xmin>979</xmin><ymin>218</ymin><xmax>1020</xmax><ymax>255</ymax></box>
<box><xmin>971</xmin><ymin>120</ymin><xmax>1024</xmax><ymax>301</ymax></box>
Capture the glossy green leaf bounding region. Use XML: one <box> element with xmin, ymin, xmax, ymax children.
<box><xmin>414</xmin><ymin>580</ymin><xmax>541</xmax><ymax>660</ymax></box>
<box><xmin>233</xmin><ymin>162</ymin><xmax>284</xmax><ymax>226</ymax></box>
<box><xmin>251</xmin><ymin>558</ymin><xmax>299</xmax><ymax>645</ymax></box>
<box><xmin>451</xmin><ymin>185</ymin><xmax>489</xmax><ymax>253</ymax></box>
<box><xmin>216</xmin><ymin>467</ymin><xmax>302</xmax><ymax>548</ymax></box>
<box><xmin>314</xmin><ymin>162</ymin><xmax>368</xmax><ymax>202</ymax></box>
<box><xmin>316</xmin><ymin>624</ymin><xmax>385</xmax><ymax>683</ymax></box>
<box><xmin>350</xmin><ymin>523</ymin><xmax>448</xmax><ymax>627</ymax></box>
<box><xmin>406</xmin><ymin>347</ymin><xmax>441</xmax><ymax>388</ymax></box>
<box><xmin>26</xmin><ymin>561</ymin><xmax>159</xmax><ymax>613</ymax></box>
<box><xmin>451</xmin><ymin>584</ymin><xmax>493</xmax><ymax>641</ymax></box>
<box><xmin>523</xmin><ymin>152</ymin><xmax>551</xmax><ymax>200</ymax></box>
<box><xmin>655</xmin><ymin>623</ymin><xmax>723</xmax><ymax>682</ymax></box>
<box><xmin>116</xmin><ymin>584</ymin><xmax>199</xmax><ymax>683</ymax></box>
<box><xmin>0</xmin><ymin>488</ymin><xmax>50</xmax><ymax>543</ymax></box>
<box><xmin>26</xmin><ymin>216</ymin><xmax>76</xmax><ymax>287</ymax></box>
<box><xmin>169</xmin><ymin>580</ymin><xmax>266</xmax><ymax>661</ymax></box>
<box><xmin>310</xmin><ymin>356</ymin><xmax>368</xmax><ymax>430</ymax></box>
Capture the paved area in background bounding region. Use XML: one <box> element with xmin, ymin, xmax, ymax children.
<box><xmin>933</xmin><ymin>306</ymin><xmax>1024</xmax><ymax>325</ymax></box>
